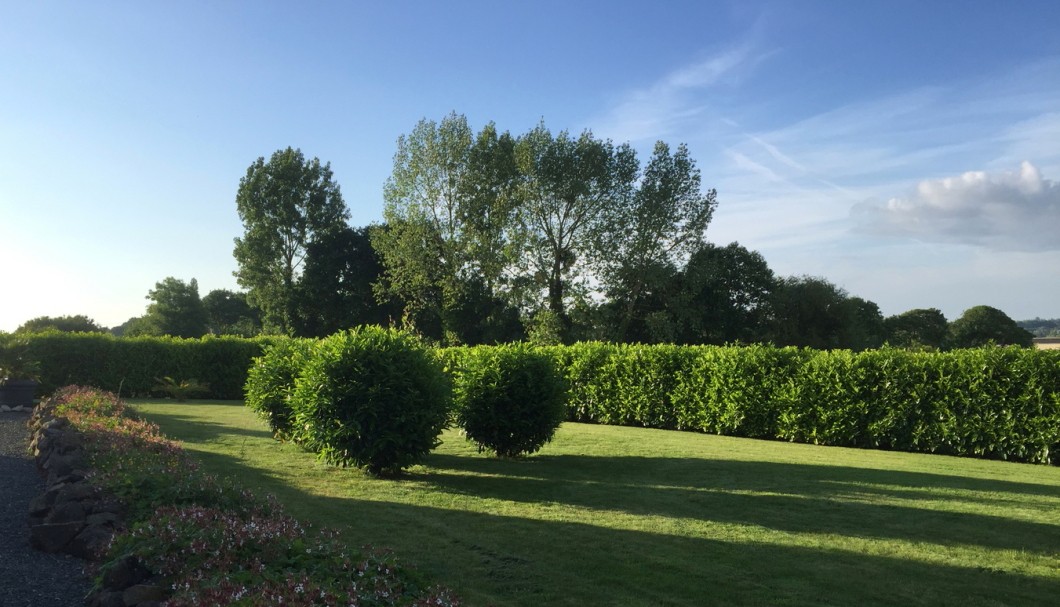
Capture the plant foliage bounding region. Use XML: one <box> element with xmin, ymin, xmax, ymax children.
<box><xmin>244</xmin><ymin>338</ymin><xmax>313</xmax><ymax>440</ymax></box>
<box><xmin>451</xmin><ymin>343</ymin><xmax>567</xmax><ymax>457</ymax></box>
<box><xmin>291</xmin><ymin>327</ymin><xmax>451</xmax><ymax>475</ymax></box>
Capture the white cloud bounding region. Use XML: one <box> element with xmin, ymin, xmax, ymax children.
<box><xmin>591</xmin><ymin>43</ymin><xmax>766</xmax><ymax>143</ymax></box>
<box><xmin>855</xmin><ymin>162</ymin><xmax>1060</xmax><ymax>251</ymax></box>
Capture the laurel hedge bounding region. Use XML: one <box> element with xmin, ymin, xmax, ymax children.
<box><xmin>539</xmin><ymin>343</ymin><xmax>1060</xmax><ymax>465</ymax></box>
<box><xmin>10</xmin><ymin>331</ymin><xmax>1060</xmax><ymax>464</ymax></box>
<box><xmin>2</xmin><ymin>331</ymin><xmax>281</xmax><ymax>399</ymax></box>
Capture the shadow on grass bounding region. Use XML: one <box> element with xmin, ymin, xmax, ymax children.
<box><xmin>173</xmin><ymin>446</ymin><xmax>1060</xmax><ymax>607</ymax></box>
<box><xmin>428</xmin><ymin>452</ymin><xmax>1060</xmax><ymax>498</ymax></box>
<box><xmin>418</xmin><ymin>453</ymin><xmax>1060</xmax><ymax>555</ymax></box>
<box><xmin>130</xmin><ymin>409</ymin><xmax>274</xmax><ymax>442</ymax></box>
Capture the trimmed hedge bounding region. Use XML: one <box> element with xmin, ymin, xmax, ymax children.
<box><xmin>450</xmin><ymin>343</ymin><xmax>567</xmax><ymax>457</ymax></box>
<box><xmin>538</xmin><ymin>344</ymin><xmax>1060</xmax><ymax>465</ymax></box>
<box><xmin>291</xmin><ymin>327</ymin><xmax>451</xmax><ymax>476</ymax></box>
<box><xmin>10</xmin><ymin>331</ymin><xmax>1060</xmax><ymax>465</ymax></box>
<box><xmin>2</xmin><ymin>332</ymin><xmax>283</xmax><ymax>399</ymax></box>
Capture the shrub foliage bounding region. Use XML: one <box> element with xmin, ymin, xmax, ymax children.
<box><xmin>244</xmin><ymin>338</ymin><xmax>313</xmax><ymax>440</ymax></box>
<box><xmin>2</xmin><ymin>332</ymin><xmax>279</xmax><ymax>399</ymax></box>
<box><xmin>540</xmin><ymin>344</ymin><xmax>1060</xmax><ymax>465</ymax></box>
<box><xmin>291</xmin><ymin>327</ymin><xmax>451</xmax><ymax>475</ymax></box>
<box><xmin>451</xmin><ymin>343</ymin><xmax>567</xmax><ymax>457</ymax></box>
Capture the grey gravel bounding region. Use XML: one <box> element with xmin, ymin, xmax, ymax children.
<box><xmin>0</xmin><ymin>410</ymin><xmax>92</xmax><ymax>607</ymax></box>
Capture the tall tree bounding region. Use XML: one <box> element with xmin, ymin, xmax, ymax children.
<box><xmin>514</xmin><ymin>125</ymin><xmax>638</xmax><ymax>341</ymax></box>
<box><xmin>600</xmin><ymin>142</ymin><xmax>718</xmax><ymax>341</ymax></box>
<box><xmin>296</xmin><ymin>225</ymin><xmax>401</xmax><ymax>337</ymax></box>
<box><xmin>373</xmin><ymin>113</ymin><xmax>474</xmax><ymax>342</ymax></box>
<box><xmin>837</xmin><ymin>296</ymin><xmax>886</xmax><ymax>351</ymax></box>
<box><xmin>144</xmin><ymin>277</ymin><xmax>208</xmax><ymax>338</ymax></box>
<box><xmin>947</xmin><ymin>305</ymin><xmax>1034</xmax><ymax>348</ymax></box>
<box><xmin>676</xmin><ymin>242</ymin><xmax>776</xmax><ymax>345</ymax></box>
<box><xmin>885</xmin><ymin>308</ymin><xmax>948</xmax><ymax>349</ymax></box>
<box><xmin>16</xmin><ymin>315</ymin><xmax>106</xmax><ymax>334</ymax></box>
<box><xmin>769</xmin><ymin>276</ymin><xmax>851</xmax><ymax>350</ymax></box>
<box><xmin>233</xmin><ymin>147</ymin><xmax>349</xmax><ymax>334</ymax></box>
<box><xmin>202</xmin><ymin>289</ymin><xmax>261</xmax><ymax>336</ymax></box>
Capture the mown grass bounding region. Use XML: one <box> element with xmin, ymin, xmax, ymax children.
<box><xmin>131</xmin><ymin>400</ymin><xmax>1060</xmax><ymax>607</ymax></box>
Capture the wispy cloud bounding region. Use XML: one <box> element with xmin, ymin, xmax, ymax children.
<box><xmin>591</xmin><ymin>42</ymin><xmax>768</xmax><ymax>143</ymax></box>
<box><xmin>855</xmin><ymin>162</ymin><xmax>1060</xmax><ymax>251</ymax></box>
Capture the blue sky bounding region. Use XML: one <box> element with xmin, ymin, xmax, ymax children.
<box><xmin>2</xmin><ymin>1</ymin><xmax>1059</xmax><ymax>332</ymax></box>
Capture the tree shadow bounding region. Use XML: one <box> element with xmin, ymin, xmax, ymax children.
<box><xmin>130</xmin><ymin>408</ymin><xmax>274</xmax><ymax>442</ymax></box>
<box><xmin>170</xmin><ymin>447</ymin><xmax>1060</xmax><ymax>607</ymax></box>
<box><xmin>416</xmin><ymin>454</ymin><xmax>1060</xmax><ymax>555</ymax></box>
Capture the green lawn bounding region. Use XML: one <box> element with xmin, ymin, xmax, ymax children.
<box><xmin>131</xmin><ymin>400</ymin><xmax>1060</xmax><ymax>607</ymax></box>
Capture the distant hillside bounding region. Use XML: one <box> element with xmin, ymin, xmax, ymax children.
<box><xmin>1018</xmin><ymin>318</ymin><xmax>1060</xmax><ymax>337</ymax></box>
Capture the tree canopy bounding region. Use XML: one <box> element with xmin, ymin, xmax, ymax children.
<box><xmin>234</xmin><ymin>147</ymin><xmax>350</xmax><ymax>334</ymax></box>
<box><xmin>885</xmin><ymin>308</ymin><xmax>948</xmax><ymax>349</ymax></box>
<box><xmin>142</xmin><ymin>277</ymin><xmax>208</xmax><ymax>338</ymax></box>
<box><xmin>947</xmin><ymin>305</ymin><xmax>1034</xmax><ymax>348</ymax></box>
<box><xmin>202</xmin><ymin>289</ymin><xmax>261</xmax><ymax>336</ymax></box>
<box><xmin>16</xmin><ymin>315</ymin><xmax>106</xmax><ymax>334</ymax></box>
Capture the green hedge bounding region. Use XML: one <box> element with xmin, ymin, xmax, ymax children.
<box><xmin>2</xmin><ymin>332</ymin><xmax>283</xmax><ymax>399</ymax></box>
<box><xmin>536</xmin><ymin>344</ymin><xmax>1060</xmax><ymax>465</ymax></box>
<box><xmin>10</xmin><ymin>331</ymin><xmax>1060</xmax><ymax>464</ymax></box>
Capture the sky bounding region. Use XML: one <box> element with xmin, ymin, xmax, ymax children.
<box><xmin>2</xmin><ymin>0</ymin><xmax>1059</xmax><ymax>332</ymax></box>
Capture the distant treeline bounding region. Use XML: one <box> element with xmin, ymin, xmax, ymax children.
<box><xmin>1018</xmin><ymin>318</ymin><xmax>1060</xmax><ymax>338</ymax></box>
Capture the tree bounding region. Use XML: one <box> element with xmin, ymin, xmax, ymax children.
<box><xmin>373</xmin><ymin>113</ymin><xmax>474</xmax><ymax>342</ymax></box>
<box><xmin>202</xmin><ymin>289</ymin><xmax>261</xmax><ymax>336</ymax></box>
<box><xmin>675</xmin><ymin>242</ymin><xmax>776</xmax><ymax>344</ymax></box>
<box><xmin>296</xmin><ymin>225</ymin><xmax>401</xmax><ymax>337</ymax></box>
<box><xmin>375</xmin><ymin>115</ymin><xmax>526</xmax><ymax>344</ymax></box>
<box><xmin>16</xmin><ymin>315</ymin><xmax>106</xmax><ymax>334</ymax></box>
<box><xmin>514</xmin><ymin>125</ymin><xmax>638</xmax><ymax>341</ymax></box>
<box><xmin>885</xmin><ymin>308</ymin><xmax>948</xmax><ymax>349</ymax></box>
<box><xmin>143</xmin><ymin>277</ymin><xmax>208</xmax><ymax>338</ymax></box>
<box><xmin>769</xmin><ymin>276</ymin><xmax>851</xmax><ymax>349</ymax></box>
<box><xmin>112</xmin><ymin>316</ymin><xmax>159</xmax><ymax>337</ymax></box>
<box><xmin>599</xmin><ymin>142</ymin><xmax>718</xmax><ymax>341</ymax></box>
<box><xmin>947</xmin><ymin>305</ymin><xmax>1034</xmax><ymax>348</ymax></box>
<box><xmin>233</xmin><ymin>147</ymin><xmax>349</xmax><ymax>334</ymax></box>
<box><xmin>837</xmin><ymin>296</ymin><xmax>886</xmax><ymax>351</ymax></box>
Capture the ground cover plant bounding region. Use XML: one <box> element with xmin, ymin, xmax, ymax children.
<box><xmin>41</xmin><ymin>386</ymin><xmax>458</xmax><ymax>606</ymax></box>
<box><xmin>134</xmin><ymin>400</ymin><xmax>1060</xmax><ymax>607</ymax></box>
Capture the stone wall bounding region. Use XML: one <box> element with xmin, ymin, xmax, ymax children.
<box><xmin>27</xmin><ymin>403</ymin><xmax>168</xmax><ymax>607</ymax></box>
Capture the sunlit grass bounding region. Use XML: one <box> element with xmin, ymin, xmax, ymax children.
<box><xmin>131</xmin><ymin>400</ymin><xmax>1060</xmax><ymax>607</ymax></box>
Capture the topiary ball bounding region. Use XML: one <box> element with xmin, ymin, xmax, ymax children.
<box><xmin>291</xmin><ymin>327</ymin><xmax>450</xmax><ymax>476</ymax></box>
<box><xmin>453</xmin><ymin>343</ymin><xmax>567</xmax><ymax>457</ymax></box>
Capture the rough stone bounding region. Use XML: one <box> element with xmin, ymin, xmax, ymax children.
<box><xmin>56</xmin><ymin>481</ymin><xmax>96</xmax><ymax>504</ymax></box>
<box><xmin>122</xmin><ymin>584</ymin><xmax>167</xmax><ymax>606</ymax></box>
<box><xmin>68</xmin><ymin>524</ymin><xmax>114</xmax><ymax>560</ymax></box>
<box><xmin>91</xmin><ymin>499</ymin><xmax>126</xmax><ymax>516</ymax></box>
<box><xmin>87</xmin><ymin>511</ymin><xmax>120</xmax><ymax>526</ymax></box>
<box><xmin>44</xmin><ymin>500</ymin><xmax>85</xmax><ymax>525</ymax></box>
<box><xmin>28</xmin><ymin>490</ymin><xmax>58</xmax><ymax>516</ymax></box>
<box><xmin>30</xmin><ymin>521</ymin><xmax>84</xmax><ymax>552</ymax></box>
<box><xmin>102</xmin><ymin>555</ymin><xmax>152</xmax><ymax>591</ymax></box>
<box><xmin>56</xmin><ymin>432</ymin><xmax>84</xmax><ymax>452</ymax></box>
<box><xmin>95</xmin><ymin>591</ymin><xmax>126</xmax><ymax>607</ymax></box>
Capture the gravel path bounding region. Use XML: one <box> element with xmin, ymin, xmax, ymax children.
<box><xmin>0</xmin><ymin>410</ymin><xmax>92</xmax><ymax>607</ymax></box>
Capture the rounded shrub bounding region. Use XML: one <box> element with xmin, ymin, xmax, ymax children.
<box><xmin>453</xmin><ymin>343</ymin><xmax>567</xmax><ymax>457</ymax></box>
<box><xmin>244</xmin><ymin>338</ymin><xmax>313</xmax><ymax>441</ymax></box>
<box><xmin>291</xmin><ymin>327</ymin><xmax>450</xmax><ymax>476</ymax></box>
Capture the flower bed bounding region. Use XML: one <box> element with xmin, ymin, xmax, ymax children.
<box><xmin>29</xmin><ymin>386</ymin><xmax>459</xmax><ymax>607</ymax></box>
